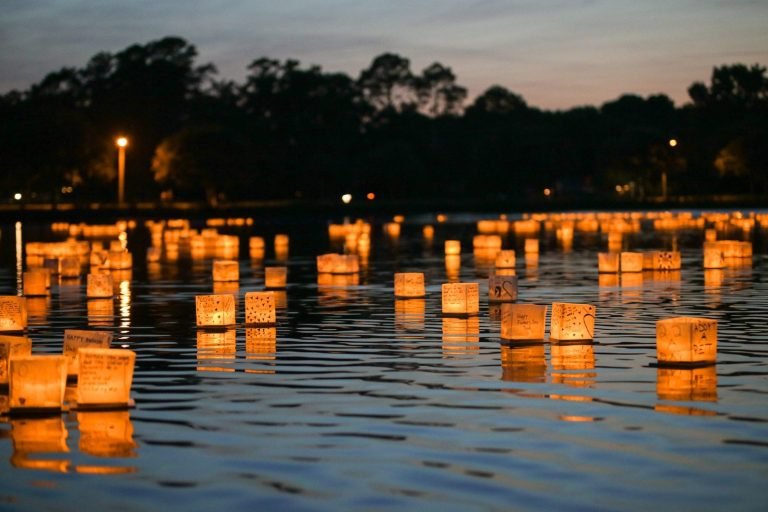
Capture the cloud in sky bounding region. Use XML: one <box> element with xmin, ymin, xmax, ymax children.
<box><xmin>1</xmin><ymin>0</ymin><xmax>766</xmax><ymax>109</ymax></box>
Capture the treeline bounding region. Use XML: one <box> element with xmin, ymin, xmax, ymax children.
<box><xmin>1</xmin><ymin>36</ymin><xmax>766</xmax><ymax>205</ymax></box>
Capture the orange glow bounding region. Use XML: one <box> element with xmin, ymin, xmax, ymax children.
<box><xmin>116</xmin><ymin>137</ymin><xmax>128</xmax><ymax>148</ymax></box>
<box><xmin>367</xmin><ymin>192</ymin><xmax>375</xmax><ymax>200</ymax></box>
<box><xmin>668</xmin><ymin>138</ymin><xmax>678</xmax><ymax>147</ymax></box>
<box><xmin>543</xmin><ymin>188</ymin><xmax>552</xmax><ymax>197</ymax></box>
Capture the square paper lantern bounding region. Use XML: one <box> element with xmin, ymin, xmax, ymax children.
<box><xmin>195</xmin><ymin>294</ymin><xmax>236</xmax><ymax>328</ymax></box>
<box><xmin>495</xmin><ymin>250</ymin><xmax>516</xmax><ymax>269</ymax></box>
<box><xmin>524</xmin><ymin>239</ymin><xmax>539</xmax><ymax>254</ymax></box>
<box><xmin>488</xmin><ymin>275</ymin><xmax>518</xmax><ymax>302</ymax></box>
<box><xmin>500</xmin><ymin>304</ymin><xmax>547</xmax><ymax>341</ymax></box>
<box><xmin>597</xmin><ymin>253</ymin><xmax>619</xmax><ymax>273</ymax></box>
<box><xmin>550</xmin><ymin>302</ymin><xmax>596</xmax><ymax>341</ymax></box>
<box><xmin>0</xmin><ymin>335</ymin><xmax>32</xmax><ymax>385</ymax></box>
<box><xmin>394</xmin><ymin>273</ymin><xmax>425</xmax><ymax>298</ymax></box>
<box><xmin>9</xmin><ymin>355</ymin><xmax>67</xmax><ymax>411</ymax></box>
<box><xmin>265</xmin><ymin>266</ymin><xmax>288</xmax><ymax>289</ymax></box>
<box><xmin>213</xmin><ymin>260</ymin><xmax>239</xmax><ymax>282</ymax></box>
<box><xmin>109</xmin><ymin>251</ymin><xmax>133</xmax><ymax>270</ymax></box>
<box><xmin>245</xmin><ymin>291</ymin><xmax>276</xmax><ymax>325</ymax></box>
<box><xmin>656</xmin><ymin>317</ymin><xmax>717</xmax><ymax>365</ymax></box>
<box><xmin>441</xmin><ymin>282</ymin><xmax>479</xmax><ymax>316</ymax></box>
<box><xmin>703</xmin><ymin>242</ymin><xmax>725</xmax><ymax>269</ymax></box>
<box><xmin>274</xmin><ymin>233</ymin><xmax>289</xmax><ymax>249</ymax></box>
<box><xmin>76</xmin><ymin>348</ymin><xmax>136</xmax><ymax>407</ymax></box>
<box><xmin>63</xmin><ymin>329</ymin><xmax>112</xmax><ymax>378</ymax></box>
<box><xmin>423</xmin><ymin>225</ymin><xmax>435</xmax><ymax>240</ymax></box>
<box><xmin>444</xmin><ymin>240</ymin><xmax>461</xmax><ymax>255</ymax></box>
<box><xmin>620</xmin><ymin>252</ymin><xmax>643</xmax><ymax>273</ymax></box>
<box><xmin>317</xmin><ymin>254</ymin><xmax>335</xmax><ymax>274</ymax></box>
<box><xmin>87</xmin><ymin>273</ymin><xmax>114</xmax><ymax>298</ymax></box>
<box><xmin>23</xmin><ymin>271</ymin><xmax>49</xmax><ymax>297</ymax></box>
<box><xmin>60</xmin><ymin>256</ymin><xmax>81</xmax><ymax>278</ymax></box>
<box><xmin>644</xmin><ymin>251</ymin><xmax>682</xmax><ymax>271</ymax></box>
<box><xmin>0</xmin><ymin>296</ymin><xmax>27</xmax><ymax>332</ymax></box>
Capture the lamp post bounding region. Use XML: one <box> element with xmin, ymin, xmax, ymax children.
<box><xmin>116</xmin><ymin>136</ymin><xmax>128</xmax><ymax>205</ymax></box>
<box><xmin>663</xmin><ymin>138</ymin><xmax>677</xmax><ymax>200</ymax></box>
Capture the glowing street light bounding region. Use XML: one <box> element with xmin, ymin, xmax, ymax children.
<box><xmin>341</xmin><ymin>193</ymin><xmax>352</xmax><ymax>204</ymax></box>
<box><xmin>662</xmin><ymin>138</ymin><xmax>677</xmax><ymax>200</ymax></box>
<box><xmin>116</xmin><ymin>136</ymin><xmax>128</xmax><ymax>205</ymax></box>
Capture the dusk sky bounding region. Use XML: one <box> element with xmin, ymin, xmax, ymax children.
<box><xmin>2</xmin><ymin>0</ymin><xmax>766</xmax><ymax>110</ymax></box>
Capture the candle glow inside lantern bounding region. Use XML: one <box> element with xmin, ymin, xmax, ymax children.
<box><xmin>656</xmin><ymin>317</ymin><xmax>717</xmax><ymax>365</ymax></box>
<box><xmin>441</xmin><ymin>282</ymin><xmax>479</xmax><ymax>316</ymax></box>
<box><xmin>0</xmin><ymin>335</ymin><xmax>32</xmax><ymax>386</ymax></box>
<box><xmin>212</xmin><ymin>260</ymin><xmax>239</xmax><ymax>282</ymax></box>
<box><xmin>195</xmin><ymin>294</ymin><xmax>236</xmax><ymax>328</ymax></box>
<box><xmin>500</xmin><ymin>304</ymin><xmax>547</xmax><ymax>341</ymax></box>
<box><xmin>75</xmin><ymin>348</ymin><xmax>136</xmax><ymax>408</ymax></box>
<box><xmin>524</xmin><ymin>239</ymin><xmax>539</xmax><ymax>254</ymax></box>
<box><xmin>444</xmin><ymin>240</ymin><xmax>461</xmax><ymax>255</ymax></box>
<box><xmin>63</xmin><ymin>329</ymin><xmax>112</xmax><ymax>378</ymax></box>
<box><xmin>265</xmin><ymin>266</ymin><xmax>288</xmax><ymax>289</ymax></box>
<box><xmin>495</xmin><ymin>250</ymin><xmax>516</xmax><ymax>269</ymax></box>
<box><xmin>394</xmin><ymin>272</ymin><xmax>426</xmax><ymax>298</ymax></box>
<box><xmin>620</xmin><ymin>252</ymin><xmax>643</xmax><ymax>272</ymax></box>
<box><xmin>0</xmin><ymin>296</ymin><xmax>27</xmax><ymax>332</ymax></box>
<box><xmin>9</xmin><ymin>355</ymin><xmax>67</xmax><ymax>411</ymax></box>
<box><xmin>87</xmin><ymin>273</ymin><xmax>114</xmax><ymax>298</ymax></box>
<box><xmin>597</xmin><ymin>253</ymin><xmax>619</xmax><ymax>273</ymax></box>
<box><xmin>245</xmin><ymin>291</ymin><xmax>276</xmax><ymax>325</ymax></box>
<box><xmin>550</xmin><ymin>302</ymin><xmax>596</xmax><ymax>341</ymax></box>
<box><xmin>23</xmin><ymin>271</ymin><xmax>49</xmax><ymax>296</ymax></box>
<box><xmin>488</xmin><ymin>275</ymin><xmax>518</xmax><ymax>302</ymax></box>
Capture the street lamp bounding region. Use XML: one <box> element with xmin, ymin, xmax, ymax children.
<box><xmin>662</xmin><ymin>138</ymin><xmax>677</xmax><ymax>200</ymax></box>
<box><xmin>116</xmin><ymin>136</ymin><xmax>128</xmax><ymax>205</ymax></box>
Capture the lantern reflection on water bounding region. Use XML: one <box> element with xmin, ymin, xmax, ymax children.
<box><xmin>23</xmin><ymin>270</ymin><xmax>49</xmax><ymax>296</ymax></box>
<box><xmin>656</xmin><ymin>317</ymin><xmax>717</xmax><ymax>365</ymax></box>
<box><xmin>274</xmin><ymin>234</ymin><xmax>289</xmax><ymax>261</ymax></box>
<box><xmin>524</xmin><ymin>239</ymin><xmax>539</xmax><ymax>254</ymax></box>
<box><xmin>197</xmin><ymin>329</ymin><xmax>236</xmax><ymax>373</ymax></box>
<box><xmin>60</xmin><ymin>255</ymin><xmax>81</xmax><ymax>278</ymax></box>
<box><xmin>495</xmin><ymin>250</ymin><xmax>516</xmax><ymax>270</ymax></box>
<box><xmin>442</xmin><ymin>317</ymin><xmax>480</xmax><ymax>357</ymax></box>
<box><xmin>445</xmin><ymin>240</ymin><xmax>461</xmax><ymax>255</ymax></box>
<box><xmin>77</xmin><ymin>410</ymin><xmax>137</xmax><ymax>460</ymax></box>
<box><xmin>245</xmin><ymin>291</ymin><xmax>276</xmax><ymax>325</ymax></box>
<box><xmin>445</xmin><ymin>254</ymin><xmax>461</xmax><ymax>281</ymax></box>
<box><xmin>10</xmin><ymin>416</ymin><xmax>69</xmax><ymax>473</ymax></box>
<box><xmin>500</xmin><ymin>304</ymin><xmax>547</xmax><ymax>341</ymax></box>
<box><xmin>442</xmin><ymin>282</ymin><xmax>479</xmax><ymax>316</ymax></box>
<box><xmin>76</xmin><ymin>348</ymin><xmax>135</xmax><ymax>408</ymax></box>
<box><xmin>9</xmin><ymin>355</ymin><xmax>67</xmax><ymax>411</ymax></box>
<box><xmin>195</xmin><ymin>294</ymin><xmax>236</xmax><ymax>328</ymax></box>
<box><xmin>500</xmin><ymin>344</ymin><xmax>546</xmax><ymax>383</ymax></box>
<box><xmin>212</xmin><ymin>260</ymin><xmax>239</xmax><ymax>282</ymax></box>
<box><xmin>265</xmin><ymin>266</ymin><xmax>288</xmax><ymax>289</ymax></box>
<box><xmin>394</xmin><ymin>272</ymin><xmax>425</xmax><ymax>298</ymax></box>
<box><xmin>550</xmin><ymin>303</ymin><xmax>596</xmax><ymax>341</ymax></box>
<box><xmin>88</xmin><ymin>299</ymin><xmax>114</xmax><ymax>327</ymax></box>
<box><xmin>0</xmin><ymin>335</ymin><xmax>32</xmax><ymax>386</ymax></box>
<box><xmin>395</xmin><ymin>299</ymin><xmax>426</xmax><ymax>333</ymax></box>
<box><xmin>245</xmin><ymin>328</ymin><xmax>277</xmax><ymax>374</ymax></box>
<box><xmin>550</xmin><ymin>342</ymin><xmax>596</xmax><ymax>388</ymax></box>
<box><xmin>657</xmin><ymin>366</ymin><xmax>717</xmax><ymax>402</ymax></box>
<box><xmin>0</xmin><ymin>296</ymin><xmax>27</xmax><ymax>332</ymax></box>
<box><xmin>63</xmin><ymin>330</ymin><xmax>113</xmax><ymax>378</ymax></box>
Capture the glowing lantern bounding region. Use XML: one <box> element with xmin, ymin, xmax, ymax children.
<box><xmin>87</xmin><ymin>273</ymin><xmax>114</xmax><ymax>298</ymax></box>
<box><xmin>274</xmin><ymin>234</ymin><xmax>289</xmax><ymax>260</ymax></box>
<box><xmin>78</xmin><ymin>410</ymin><xmax>137</xmax><ymax>459</ymax></box>
<box><xmin>265</xmin><ymin>266</ymin><xmax>288</xmax><ymax>289</ymax></box>
<box><xmin>500</xmin><ymin>303</ymin><xmax>547</xmax><ymax>341</ymax></box>
<box><xmin>9</xmin><ymin>355</ymin><xmax>67</xmax><ymax>411</ymax></box>
<box><xmin>0</xmin><ymin>335</ymin><xmax>32</xmax><ymax>386</ymax></box>
<box><xmin>656</xmin><ymin>317</ymin><xmax>717</xmax><ymax>365</ymax></box>
<box><xmin>108</xmin><ymin>251</ymin><xmax>132</xmax><ymax>270</ymax></box>
<box><xmin>488</xmin><ymin>275</ymin><xmax>518</xmax><ymax>302</ymax></box>
<box><xmin>423</xmin><ymin>225</ymin><xmax>435</xmax><ymax>240</ymax></box>
<box><xmin>249</xmin><ymin>236</ymin><xmax>265</xmax><ymax>260</ymax></box>
<box><xmin>550</xmin><ymin>302</ymin><xmax>596</xmax><ymax>341</ymax></box>
<box><xmin>63</xmin><ymin>330</ymin><xmax>112</xmax><ymax>378</ymax></box>
<box><xmin>607</xmin><ymin>231</ymin><xmax>622</xmax><ymax>251</ymax></box>
<box><xmin>597</xmin><ymin>253</ymin><xmax>619</xmax><ymax>273</ymax></box>
<box><xmin>59</xmin><ymin>256</ymin><xmax>81</xmax><ymax>278</ymax></box>
<box><xmin>473</xmin><ymin>235</ymin><xmax>502</xmax><ymax>250</ymax></box>
<box><xmin>643</xmin><ymin>251</ymin><xmax>681</xmax><ymax>270</ymax></box>
<box><xmin>213</xmin><ymin>260</ymin><xmax>239</xmax><ymax>282</ymax></box>
<box><xmin>74</xmin><ymin>348</ymin><xmax>135</xmax><ymax>408</ymax></box>
<box><xmin>245</xmin><ymin>291</ymin><xmax>276</xmax><ymax>325</ymax></box>
<box><xmin>704</xmin><ymin>229</ymin><xmax>717</xmax><ymax>242</ymax></box>
<box><xmin>317</xmin><ymin>254</ymin><xmax>359</xmax><ymax>274</ymax></box>
<box><xmin>146</xmin><ymin>246</ymin><xmax>161</xmax><ymax>263</ymax></box>
<box><xmin>500</xmin><ymin>344</ymin><xmax>546</xmax><ymax>383</ymax></box>
<box><xmin>620</xmin><ymin>252</ymin><xmax>643</xmax><ymax>272</ymax></box>
<box><xmin>23</xmin><ymin>271</ymin><xmax>49</xmax><ymax>297</ymax></box>
<box><xmin>0</xmin><ymin>296</ymin><xmax>27</xmax><ymax>332</ymax></box>
<box><xmin>495</xmin><ymin>250</ymin><xmax>516</xmax><ymax>269</ymax></box>
<box><xmin>524</xmin><ymin>239</ymin><xmax>539</xmax><ymax>254</ymax></box>
<box><xmin>441</xmin><ymin>282</ymin><xmax>479</xmax><ymax>316</ymax></box>
<box><xmin>445</xmin><ymin>240</ymin><xmax>461</xmax><ymax>255</ymax></box>
<box><xmin>394</xmin><ymin>272</ymin><xmax>426</xmax><ymax>298</ymax></box>
<box><xmin>384</xmin><ymin>222</ymin><xmax>401</xmax><ymax>237</ymax></box>
<box><xmin>703</xmin><ymin>242</ymin><xmax>725</xmax><ymax>269</ymax></box>
<box><xmin>657</xmin><ymin>366</ymin><xmax>717</xmax><ymax>403</ymax></box>
<box><xmin>195</xmin><ymin>294</ymin><xmax>236</xmax><ymax>328</ymax></box>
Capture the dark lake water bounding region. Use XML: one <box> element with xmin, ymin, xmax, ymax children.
<box><xmin>1</xmin><ymin>212</ymin><xmax>767</xmax><ymax>511</ymax></box>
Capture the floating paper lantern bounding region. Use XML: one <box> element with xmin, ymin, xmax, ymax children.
<box><xmin>249</xmin><ymin>237</ymin><xmax>265</xmax><ymax>260</ymax></box>
<box><xmin>394</xmin><ymin>272</ymin><xmax>426</xmax><ymax>298</ymax></box>
<box><xmin>703</xmin><ymin>242</ymin><xmax>725</xmax><ymax>269</ymax></box>
<box><xmin>500</xmin><ymin>304</ymin><xmax>547</xmax><ymax>341</ymax></box>
<box><xmin>550</xmin><ymin>302</ymin><xmax>596</xmax><ymax>341</ymax></box>
<box><xmin>265</xmin><ymin>266</ymin><xmax>287</xmax><ymax>289</ymax></box>
<box><xmin>643</xmin><ymin>251</ymin><xmax>681</xmax><ymax>270</ymax></box>
<box><xmin>656</xmin><ymin>317</ymin><xmax>717</xmax><ymax>365</ymax></box>
<box><xmin>9</xmin><ymin>355</ymin><xmax>67</xmax><ymax>411</ymax></box>
<box><xmin>607</xmin><ymin>231</ymin><xmax>622</xmax><ymax>251</ymax></box>
<box><xmin>657</xmin><ymin>366</ymin><xmax>717</xmax><ymax>402</ymax></box>
<box><xmin>108</xmin><ymin>251</ymin><xmax>132</xmax><ymax>270</ymax></box>
<box><xmin>87</xmin><ymin>273</ymin><xmax>114</xmax><ymax>299</ymax></box>
<box><xmin>146</xmin><ymin>246</ymin><xmax>161</xmax><ymax>263</ymax></box>
<box><xmin>60</xmin><ymin>256</ymin><xmax>81</xmax><ymax>278</ymax></box>
<box><xmin>75</xmin><ymin>348</ymin><xmax>135</xmax><ymax>408</ymax></box>
<box><xmin>384</xmin><ymin>222</ymin><xmax>401</xmax><ymax>238</ymax></box>
<box><xmin>488</xmin><ymin>275</ymin><xmax>518</xmax><ymax>303</ymax></box>
<box><xmin>317</xmin><ymin>254</ymin><xmax>359</xmax><ymax>274</ymax></box>
<box><xmin>704</xmin><ymin>229</ymin><xmax>717</xmax><ymax>242</ymax></box>
<box><xmin>195</xmin><ymin>294</ymin><xmax>236</xmax><ymax>328</ymax></box>
<box><xmin>212</xmin><ymin>260</ymin><xmax>239</xmax><ymax>282</ymax></box>
<box><xmin>500</xmin><ymin>344</ymin><xmax>546</xmax><ymax>383</ymax></box>
<box><xmin>524</xmin><ymin>239</ymin><xmax>539</xmax><ymax>254</ymax></box>
<box><xmin>495</xmin><ymin>250</ymin><xmax>516</xmax><ymax>269</ymax></box>
<box><xmin>23</xmin><ymin>271</ymin><xmax>49</xmax><ymax>296</ymax></box>
<box><xmin>620</xmin><ymin>252</ymin><xmax>643</xmax><ymax>272</ymax></box>
<box><xmin>213</xmin><ymin>281</ymin><xmax>239</xmax><ymax>295</ymax></box>
<box><xmin>441</xmin><ymin>282</ymin><xmax>479</xmax><ymax>316</ymax></box>
<box><xmin>473</xmin><ymin>235</ymin><xmax>502</xmax><ymax>250</ymax></box>
<box><xmin>0</xmin><ymin>335</ymin><xmax>32</xmax><ymax>386</ymax></box>
<box><xmin>63</xmin><ymin>330</ymin><xmax>112</xmax><ymax>378</ymax></box>
<box><xmin>274</xmin><ymin>234</ymin><xmax>289</xmax><ymax>260</ymax></box>
<box><xmin>445</xmin><ymin>240</ymin><xmax>461</xmax><ymax>255</ymax></box>
<box><xmin>77</xmin><ymin>410</ymin><xmax>137</xmax><ymax>459</ymax></box>
<box><xmin>0</xmin><ymin>296</ymin><xmax>27</xmax><ymax>332</ymax></box>
<box><xmin>423</xmin><ymin>225</ymin><xmax>435</xmax><ymax>240</ymax></box>
<box><xmin>597</xmin><ymin>253</ymin><xmax>619</xmax><ymax>273</ymax></box>
<box><xmin>245</xmin><ymin>291</ymin><xmax>276</xmax><ymax>325</ymax></box>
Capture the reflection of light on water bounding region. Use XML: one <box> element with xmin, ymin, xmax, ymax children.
<box><xmin>15</xmin><ymin>222</ymin><xmax>23</xmax><ymax>294</ymax></box>
<box><xmin>119</xmin><ymin>278</ymin><xmax>131</xmax><ymax>338</ymax></box>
